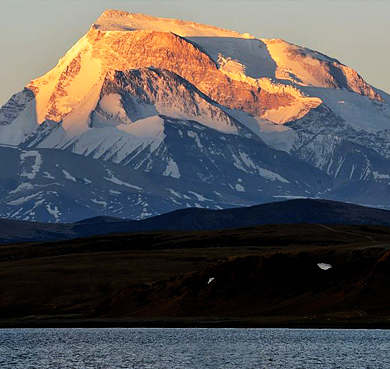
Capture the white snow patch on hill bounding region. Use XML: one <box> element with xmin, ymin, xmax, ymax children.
<box><xmin>20</xmin><ymin>151</ymin><xmax>42</xmax><ymax>179</ymax></box>
<box><xmin>8</xmin><ymin>192</ymin><xmax>42</xmax><ymax>206</ymax></box>
<box><xmin>104</xmin><ymin>170</ymin><xmax>143</xmax><ymax>190</ymax></box>
<box><xmin>373</xmin><ymin>172</ymin><xmax>390</xmax><ymax>181</ymax></box>
<box><xmin>188</xmin><ymin>191</ymin><xmax>212</xmax><ymax>202</ymax></box>
<box><xmin>43</xmin><ymin>172</ymin><xmax>55</xmax><ymax>179</ymax></box>
<box><xmin>91</xmin><ymin>198</ymin><xmax>108</xmax><ymax>208</ymax></box>
<box><xmin>9</xmin><ymin>182</ymin><xmax>34</xmax><ymax>194</ymax></box>
<box><xmin>259</xmin><ymin>168</ymin><xmax>289</xmax><ymax>183</ymax></box>
<box><xmin>317</xmin><ymin>263</ymin><xmax>332</xmax><ymax>271</ymax></box>
<box><xmin>235</xmin><ymin>183</ymin><xmax>245</xmax><ymax>192</ymax></box>
<box><xmin>163</xmin><ymin>158</ymin><xmax>181</xmax><ymax>178</ymax></box>
<box><xmin>46</xmin><ymin>204</ymin><xmax>61</xmax><ymax>222</ymax></box>
<box><xmin>62</xmin><ymin>170</ymin><xmax>77</xmax><ymax>182</ymax></box>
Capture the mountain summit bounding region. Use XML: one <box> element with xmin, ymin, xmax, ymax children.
<box><xmin>0</xmin><ymin>10</ymin><xmax>390</xmax><ymax>222</ymax></box>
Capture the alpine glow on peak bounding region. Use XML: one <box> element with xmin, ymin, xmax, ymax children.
<box><xmin>0</xmin><ymin>10</ymin><xmax>390</xmax><ymax>222</ymax></box>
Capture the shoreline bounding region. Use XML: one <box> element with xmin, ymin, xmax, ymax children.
<box><xmin>2</xmin><ymin>317</ymin><xmax>390</xmax><ymax>329</ymax></box>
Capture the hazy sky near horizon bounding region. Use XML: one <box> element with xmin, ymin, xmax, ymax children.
<box><xmin>0</xmin><ymin>1</ymin><xmax>389</xmax><ymax>106</ymax></box>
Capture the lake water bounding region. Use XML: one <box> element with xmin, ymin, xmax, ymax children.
<box><xmin>0</xmin><ymin>328</ymin><xmax>389</xmax><ymax>368</ymax></box>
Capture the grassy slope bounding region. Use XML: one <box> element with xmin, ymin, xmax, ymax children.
<box><xmin>1</xmin><ymin>223</ymin><xmax>390</xmax><ymax>327</ymax></box>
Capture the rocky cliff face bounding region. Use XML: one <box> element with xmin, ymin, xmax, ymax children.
<box><xmin>1</xmin><ymin>9</ymin><xmax>390</xmax><ymax>222</ymax></box>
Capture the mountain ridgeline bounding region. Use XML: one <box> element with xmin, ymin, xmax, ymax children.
<box><xmin>2</xmin><ymin>199</ymin><xmax>390</xmax><ymax>244</ymax></box>
<box><xmin>1</xmin><ymin>10</ymin><xmax>390</xmax><ymax>222</ymax></box>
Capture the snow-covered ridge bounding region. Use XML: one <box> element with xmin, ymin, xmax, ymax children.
<box><xmin>27</xmin><ymin>35</ymin><xmax>103</xmax><ymax>125</ymax></box>
<box><xmin>217</xmin><ymin>55</ymin><xmax>322</xmax><ymax>124</ymax></box>
<box><xmin>264</xmin><ymin>38</ymin><xmax>383</xmax><ymax>102</ymax></box>
<box><xmin>94</xmin><ymin>9</ymin><xmax>254</xmax><ymax>39</ymax></box>
<box><xmin>98</xmin><ymin>68</ymin><xmax>242</xmax><ymax>134</ymax></box>
<box><xmin>93</xmin><ymin>9</ymin><xmax>384</xmax><ymax>103</ymax></box>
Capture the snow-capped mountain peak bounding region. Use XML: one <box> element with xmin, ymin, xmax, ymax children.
<box><xmin>0</xmin><ymin>10</ymin><xmax>390</xmax><ymax>222</ymax></box>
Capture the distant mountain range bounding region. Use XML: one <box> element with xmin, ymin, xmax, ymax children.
<box><xmin>1</xmin><ymin>10</ymin><xmax>390</xmax><ymax>222</ymax></box>
<box><xmin>3</xmin><ymin>199</ymin><xmax>390</xmax><ymax>244</ymax></box>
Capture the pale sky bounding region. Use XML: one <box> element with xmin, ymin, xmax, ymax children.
<box><xmin>0</xmin><ymin>0</ymin><xmax>389</xmax><ymax>106</ymax></box>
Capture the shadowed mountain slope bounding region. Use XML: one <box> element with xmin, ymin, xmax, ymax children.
<box><xmin>2</xmin><ymin>199</ymin><xmax>390</xmax><ymax>244</ymax></box>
